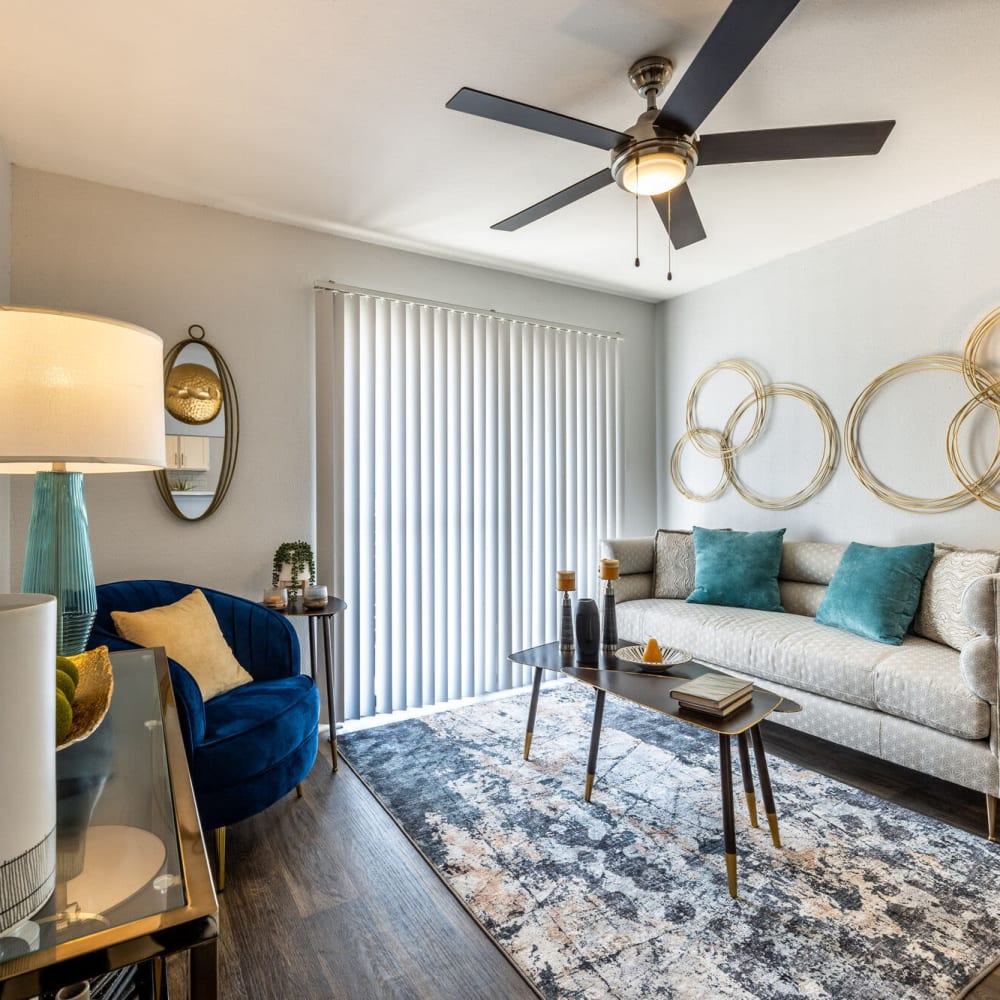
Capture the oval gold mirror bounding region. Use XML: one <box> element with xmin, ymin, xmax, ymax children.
<box><xmin>155</xmin><ymin>325</ymin><xmax>239</xmax><ymax>521</ymax></box>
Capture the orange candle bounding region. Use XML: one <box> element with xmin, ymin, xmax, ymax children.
<box><xmin>599</xmin><ymin>558</ymin><xmax>620</xmax><ymax>581</ymax></box>
<box><xmin>556</xmin><ymin>570</ymin><xmax>576</xmax><ymax>592</ymax></box>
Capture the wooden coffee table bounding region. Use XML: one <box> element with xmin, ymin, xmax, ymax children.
<box><xmin>508</xmin><ymin>640</ymin><xmax>800</xmax><ymax>898</ymax></box>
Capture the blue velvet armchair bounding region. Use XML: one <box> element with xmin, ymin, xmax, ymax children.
<box><xmin>89</xmin><ymin>580</ymin><xmax>320</xmax><ymax>888</ymax></box>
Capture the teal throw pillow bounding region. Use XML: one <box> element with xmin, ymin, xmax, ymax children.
<box><xmin>686</xmin><ymin>526</ymin><xmax>786</xmax><ymax>612</ymax></box>
<box><xmin>816</xmin><ymin>542</ymin><xmax>935</xmax><ymax>645</ymax></box>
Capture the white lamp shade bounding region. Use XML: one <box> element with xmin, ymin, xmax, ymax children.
<box><xmin>0</xmin><ymin>307</ymin><xmax>166</xmax><ymax>472</ymax></box>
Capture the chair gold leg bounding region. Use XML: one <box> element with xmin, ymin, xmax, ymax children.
<box><xmin>296</xmin><ymin>782</ymin><xmax>304</xmax><ymax>799</ymax></box>
<box><xmin>214</xmin><ymin>827</ymin><xmax>226</xmax><ymax>892</ymax></box>
<box><xmin>987</xmin><ymin>794</ymin><xmax>998</xmax><ymax>842</ymax></box>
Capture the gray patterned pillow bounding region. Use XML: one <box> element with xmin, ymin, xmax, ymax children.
<box><xmin>653</xmin><ymin>529</ymin><xmax>695</xmax><ymax>599</ymax></box>
<box><xmin>913</xmin><ymin>545</ymin><xmax>1000</xmax><ymax>650</ymax></box>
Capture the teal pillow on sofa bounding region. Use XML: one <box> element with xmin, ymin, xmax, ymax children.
<box><xmin>686</xmin><ymin>526</ymin><xmax>785</xmax><ymax>612</ymax></box>
<box><xmin>816</xmin><ymin>542</ymin><xmax>935</xmax><ymax>645</ymax></box>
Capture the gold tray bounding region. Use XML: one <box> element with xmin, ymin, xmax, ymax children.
<box><xmin>58</xmin><ymin>645</ymin><xmax>115</xmax><ymax>751</ymax></box>
<box><xmin>615</xmin><ymin>644</ymin><xmax>691</xmax><ymax>674</ymax></box>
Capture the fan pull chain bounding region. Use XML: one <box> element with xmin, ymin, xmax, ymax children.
<box><xmin>667</xmin><ymin>190</ymin><xmax>673</xmax><ymax>282</ymax></box>
<box><xmin>634</xmin><ymin>156</ymin><xmax>640</xmax><ymax>268</ymax></box>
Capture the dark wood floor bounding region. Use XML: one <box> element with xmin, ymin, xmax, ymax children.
<box><xmin>167</xmin><ymin>718</ymin><xmax>1000</xmax><ymax>999</ymax></box>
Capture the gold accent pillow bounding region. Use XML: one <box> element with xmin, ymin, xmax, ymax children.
<box><xmin>112</xmin><ymin>589</ymin><xmax>253</xmax><ymax>701</ymax></box>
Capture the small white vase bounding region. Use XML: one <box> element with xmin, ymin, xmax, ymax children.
<box><xmin>0</xmin><ymin>594</ymin><xmax>57</xmax><ymax>935</ymax></box>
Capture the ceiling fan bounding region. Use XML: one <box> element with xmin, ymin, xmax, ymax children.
<box><xmin>446</xmin><ymin>0</ymin><xmax>894</xmax><ymax>250</ymax></box>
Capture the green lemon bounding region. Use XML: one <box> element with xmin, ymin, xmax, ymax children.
<box><xmin>55</xmin><ymin>688</ymin><xmax>73</xmax><ymax>744</ymax></box>
<box><xmin>56</xmin><ymin>655</ymin><xmax>79</xmax><ymax>687</ymax></box>
<box><xmin>55</xmin><ymin>669</ymin><xmax>77</xmax><ymax>703</ymax></box>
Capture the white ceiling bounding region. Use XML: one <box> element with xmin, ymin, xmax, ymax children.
<box><xmin>2</xmin><ymin>0</ymin><xmax>999</xmax><ymax>303</ymax></box>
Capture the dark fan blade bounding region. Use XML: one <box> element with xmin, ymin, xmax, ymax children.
<box><xmin>651</xmin><ymin>184</ymin><xmax>706</xmax><ymax>249</ymax></box>
<box><xmin>447</xmin><ymin>87</ymin><xmax>631</xmax><ymax>151</ymax></box>
<box><xmin>698</xmin><ymin>121</ymin><xmax>895</xmax><ymax>164</ymax></box>
<box><xmin>656</xmin><ymin>0</ymin><xmax>802</xmax><ymax>135</ymax></box>
<box><xmin>492</xmin><ymin>169</ymin><xmax>614</xmax><ymax>232</ymax></box>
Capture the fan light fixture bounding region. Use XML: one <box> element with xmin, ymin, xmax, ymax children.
<box><xmin>618</xmin><ymin>150</ymin><xmax>689</xmax><ymax>196</ymax></box>
<box><xmin>611</xmin><ymin>136</ymin><xmax>696</xmax><ymax>197</ymax></box>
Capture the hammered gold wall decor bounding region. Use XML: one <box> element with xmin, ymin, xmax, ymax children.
<box><xmin>165</xmin><ymin>362</ymin><xmax>223</xmax><ymax>424</ymax></box>
<box><xmin>670</xmin><ymin>359</ymin><xmax>839</xmax><ymax>510</ymax></box>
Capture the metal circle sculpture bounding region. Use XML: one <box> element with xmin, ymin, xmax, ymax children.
<box><xmin>671</xmin><ymin>360</ymin><xmax>839</xmax><ymax>509</ymax></box>
<box><xmin>685</xmin><ymin>359</ymin><xmax>767</xmax><ymax>459</ymax></box>
<box><xmin>669</xmin><ymin>427</ymin><xmax>731</xmax><ymax>502</ymax></box>
<box><xmin>724</xmin><ymin>383</ymin><xmax>840</xmax><ymax>510</ymax></box>
<box><xmin>845</xmin><ymin>345</ymin><xmax>1000</xmax><ymax>513</ymax></box>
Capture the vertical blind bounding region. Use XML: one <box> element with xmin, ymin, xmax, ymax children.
<box><xmin>315</xmin><ymin>287</ymin><xmax>622</xmax><ymax>721</ymax></box>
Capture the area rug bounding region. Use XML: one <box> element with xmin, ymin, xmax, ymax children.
<box><xmin>338</xmin><ymin>682</ymin><xmax>1000</xmax><ymax>999</ymax></box>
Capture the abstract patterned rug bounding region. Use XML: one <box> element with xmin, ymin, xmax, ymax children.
<box><xmin>338</xmin><ymin>682</ymin><xmax>1000</xmax><ymax>999</ymax></box>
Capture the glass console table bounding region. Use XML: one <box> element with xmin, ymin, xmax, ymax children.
<box><xmin>0</xmin><ymin>647</ymin><xmax>218</xmax><ymax>999</ymax></box>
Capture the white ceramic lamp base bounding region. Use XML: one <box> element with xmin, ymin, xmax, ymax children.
<box><xmin>0</xmin><ymin>594</ymin><xmax>57</xmax><ymax>935</ymax></box>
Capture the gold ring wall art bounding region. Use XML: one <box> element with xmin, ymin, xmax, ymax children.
<box><xmin>843</xmin><ymin>306</ymin><xmax>1000</xmax><ymax>513</ymax></box>
<box><xmin>670</xmin><ymin>360</ymin><xmax>839</xmax><ymax>510</ymax></box>
<box><xmin>725</xmin><ymin>383</ymin><xmax>839</xmax><ymax>510</ymax></box>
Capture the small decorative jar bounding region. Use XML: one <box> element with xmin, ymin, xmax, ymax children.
<box><xmin>263</xmin><ymin>586</ymin><xmax>288</xmax><ymax>610</ymax></box>
<box><xmin>304</xmin><ymin>584</ymin><xmax>329</xmax><ymax>610</ymax></box>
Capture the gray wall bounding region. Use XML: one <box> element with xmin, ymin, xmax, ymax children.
<box><xmin>0</xmin><ymin>140</ymin><xmax>10</xmax><ymax>590</ymax></box>
<box><xmin>658</xmin><ymin>178</ymin><xmax>1000</xmax><ymax>549</ymax></box>
<box><xmin>10</xmin><ymin>168</ymin><xmax>659</xmax><ymax>600</ymax></box>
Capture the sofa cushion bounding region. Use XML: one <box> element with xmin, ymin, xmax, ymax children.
<box><xmin>816</xmin><ymin>542</ymin><xmax>935</xmax><ymax>645</ymax></box>
<box><xmin>913</xmin><ymin>545</ymin><xmax>1000</xmax><ymax>651</ymax></box>
<box><xmin>778</xmin><ymin>581</ymin><xmax>827</xmax><ymax>618</ymax></box>
<box><xmin>616</xmin><ymin>598</ymin><xmax>988</xmax><ymax>740</ymax></box>
<box><xmin>687</xmin><ymin>526</ymin><xmax>785</xmax><ymax>612</ymax></box>
<box><xmin>873</xmin><ymin>641</ymin><xmax>990</xmax><ymax>740</ymax></box>
<box><xmin>779</xmin><ymin>541</ymin><xmax>846</xmax><ymax>586</ymax></box>
<box><xmin>653</xmin><ymin>529</ymin><xmax>695</xmax><ymax>599</ymax></box>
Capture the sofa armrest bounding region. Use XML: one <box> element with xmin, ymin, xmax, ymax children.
<box><xmin>600</xmin><ymin>537</ymin><xmax>654</xmax><ymax>603</ymax></box>
<box><xmin>961</xmin><ymin>574</ymin><xmax>1000</xmax><ymax>704</ymax></box>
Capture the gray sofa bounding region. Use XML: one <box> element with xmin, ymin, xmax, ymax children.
<box><xmin>600</xmin><ymin>531</ymin><xmax>1000</xmax><ymax>837</ymax></box>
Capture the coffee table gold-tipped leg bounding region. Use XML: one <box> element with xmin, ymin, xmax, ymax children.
<box><xmin>584</xmin><ymin>690</ymin><xmax>606</xmax><ymax>803</ymax></box>
<box><xmin>749</xmin><ymin>724</ymin><xmax>782</xmax><ymax>849</ymax></box>
<box><xmin>736</xmin><ymin>732</ymin><xmax>758</xmax><ymax>828</ymax></box>
<box><xmin>719</xmin><ymin>733</ymin><xmax>738</xmax><ymax>899</ymax></box>
<box><xmin>725</xmin><ymin>852</ymin><xmax>738</xmax><ymax>899</ymax></box>
<box><xmin>523</xmin><ymin>667</ymin><xmax>543</xmax><ymax>761</ymax></box>
<box><xmin>767</xmin><ymin>812</ymin><xmax>781</xmax><ymax>849</ymax></box>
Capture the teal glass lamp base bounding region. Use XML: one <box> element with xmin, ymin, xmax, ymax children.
<box><xmin>21</xmin><ymin>471</ymin><xmax>97</xmax><ymax>656</ymax></box>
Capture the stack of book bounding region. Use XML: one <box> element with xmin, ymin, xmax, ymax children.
<box><xmin>669</xmin><ymin>673</ymin><xmax>753</xmax><ymax>718</ymax></box>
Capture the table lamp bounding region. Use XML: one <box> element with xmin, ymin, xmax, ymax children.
<box><xmin>0</xmin><ymin>307</ymin><xmax>165</xmax><ymax>654</ymax></box>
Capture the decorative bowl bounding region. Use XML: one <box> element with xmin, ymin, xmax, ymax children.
<box><xmin>615</xmin><ymin>644</ymin><xmax>691</xmax><ymax>674</ymax></box>
<box><xmin>57</xmin><ymin>645</ymin><xmax>114</xmax><ymax>751</ymax></box>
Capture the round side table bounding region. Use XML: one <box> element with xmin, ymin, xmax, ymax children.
<box><xmin>264</xmin><ymin>597</ymin><xmax>347</xmax><ymax>772</ymax></box>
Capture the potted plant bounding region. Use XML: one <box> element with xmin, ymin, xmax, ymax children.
<box><xmin>272</xmin><ymin>540</ymin><xmax>316</xmax><ymax>605</ymax></box>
